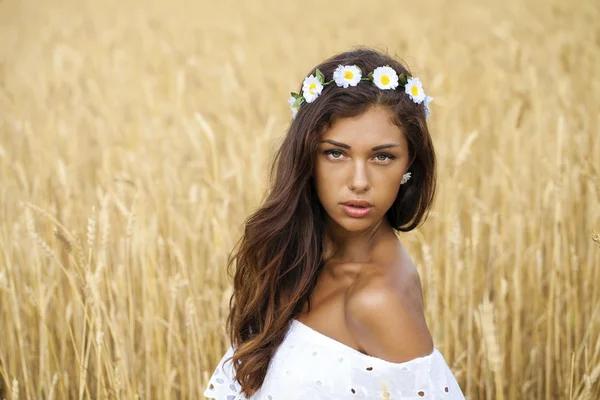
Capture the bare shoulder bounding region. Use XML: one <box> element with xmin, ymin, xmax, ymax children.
<box><xmin>345</xmin><ymin>243</ymin><xmax>434</xmax><ymax>363</ymax></box>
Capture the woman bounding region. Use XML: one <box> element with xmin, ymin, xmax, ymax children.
<box><xmin>204</xmin><ymin>47</ymin><xmax>465</xmax><ymax>399</ymax></box>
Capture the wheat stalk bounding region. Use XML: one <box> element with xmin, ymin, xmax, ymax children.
<box><xmin>592</xmin><ymin>231</ymin><xmax>600</xmax><ymax>248</ymax></box>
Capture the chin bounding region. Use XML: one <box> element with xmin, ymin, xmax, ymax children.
<box><xmin>333</xmin><ymin>214</ymin><xmax>377</xmax><ymax>232</ymax></box>
<box><xmin>341</xmin><ymin>222</ymin><xmax>372</xmax><ymax>232</ymax></box>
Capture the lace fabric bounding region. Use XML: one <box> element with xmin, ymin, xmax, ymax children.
<box><xmin>204</xmin><ymin>319</ymin><xmax>465</xmax><ymax>400</ymax></box>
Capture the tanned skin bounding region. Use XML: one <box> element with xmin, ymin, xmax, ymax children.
<box><xmin>296</xmin><ymin>104</ymin><xmax>434</xmax><ymax>363</ymax></box>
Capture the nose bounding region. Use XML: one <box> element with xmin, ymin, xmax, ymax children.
<box><xmin>348</xmin><ymin>160</ymin><xmax>370</xmax><ymax>193</ymax></box>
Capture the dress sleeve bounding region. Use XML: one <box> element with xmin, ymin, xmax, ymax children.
<box><xmin>203</xmin><ymin>346</ymin><xmax>249</xmax><ymax>400</ymax></box>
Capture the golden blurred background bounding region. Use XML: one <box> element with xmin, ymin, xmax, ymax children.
<box><xmin>0</xmin><ymin>0</ymin><xmax>599</xmax><ymax>398</ymax></box>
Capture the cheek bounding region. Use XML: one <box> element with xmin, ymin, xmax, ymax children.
<box><xmin>376</xmin><ymin>171</ymin><xmax>404</xmax><ymax>202</ymax></box>
<box><xmin>384</xmin><ymin>170</ymin><xmax>405</xmax><ymax>188</ymax></box>
<box><xmin>313</xmin><ymin>163</ymin><xmax>334</xmax><ymax>200</ymax></box>
<box><xmin>371</xmin><ymin>162</ymin><xmax>405</xmax><ymax>183</ymax></box>
<box><xmin>314</xmin><ymin>158</ymin><xmax>332</xmax><ymax>181</ymax></box>
<box><xmin>313</xmin><ymin>162</ymin><xmax>349</xmax><ymax>210</ymax></box>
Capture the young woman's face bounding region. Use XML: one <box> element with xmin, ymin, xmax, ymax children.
<box><xmin>314</xmin><ymin>105</ymin><xmax>410</xmax><ymax>232</ymax></box>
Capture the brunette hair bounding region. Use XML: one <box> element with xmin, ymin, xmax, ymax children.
<box><xmin>223</xmin><ymin>46</ymin><xmax>437</xmax><ymax>397</ymax></box>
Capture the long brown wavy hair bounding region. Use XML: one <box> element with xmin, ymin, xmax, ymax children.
<box><xmin>223</xmin><ymin>47</ymin><xmax>437</xmax><ymax>397</ymax></box>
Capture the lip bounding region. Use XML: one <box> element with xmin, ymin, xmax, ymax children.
<box><xmin>342</xmin><ymin>200</ymin><xmax>373</xmax><ymax>207</ymax></box>
<box><xmin>341</xmin><ymin>200</ymin><xmax>373</xmax><ymax>218</ymax></box>
<box><xmin>342</xmin><ymin>204</ymin><xmax>372</xmax><ymax>217</ymax></box>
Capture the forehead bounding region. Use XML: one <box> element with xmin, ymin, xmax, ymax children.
<box><xmin>321</xmin><ymin>105</ymin><xmax>405</xmax><ymax>145</ymax></box>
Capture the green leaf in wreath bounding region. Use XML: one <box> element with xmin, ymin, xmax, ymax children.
<box><xmin>316</xmin><ymin>68</ymin><xmax>326</xmax><ymax>84</ymax></box>
<box><xmin>398</xmin><ymin>73</ymin><xmax>408</xmax><ymax>86</ymax></box>
<box><xmin>293</xmin><ymin>96</ymin><xmax>305</xmax><ymax>108</ymax></box>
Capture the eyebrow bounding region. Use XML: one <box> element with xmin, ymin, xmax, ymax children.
<box><xmin>319</xmin><ymin>139</ymin><xmax>401</xmax><ymax>151</ymax></box>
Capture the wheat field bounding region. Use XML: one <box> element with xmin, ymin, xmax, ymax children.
<box><xmin>0</xmin><ymin>0</ymin><xmax>599</xmax><ymax>398</ymax></box>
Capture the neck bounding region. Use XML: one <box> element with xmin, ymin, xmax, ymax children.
<box><xmin>323</xmin><ymin>216</ymin><xmax>394</xmax><ymax>264</ymax></box>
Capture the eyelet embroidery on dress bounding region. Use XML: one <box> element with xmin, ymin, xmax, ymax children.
<box><xmin>205</xmin><ymin>326</ymin><xmax>465</xmax><ymax>399</ymax></box>
<box><xmin>207</xmin><ymin>375</ymin><xmax>245</xmax><ymax>400</ymax></box>
<box><xmin>206</xmin><ymin>362</ymin><xmax>456</xmax><ymax>400</ymax></box>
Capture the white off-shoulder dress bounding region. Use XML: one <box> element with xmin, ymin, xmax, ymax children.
<box><xmin>204</xmin><ymin>319</ymin><xmax>465</xmax><ymax>400</ymax></box>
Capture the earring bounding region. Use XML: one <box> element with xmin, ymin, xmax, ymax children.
<box><xmin>401</xmin><ymin>172</ymin><xmax>411</xmax><ymax>185</ymax></box>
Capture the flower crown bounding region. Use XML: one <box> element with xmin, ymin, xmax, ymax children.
<box><xmin>288</xmin><ymin>65</ymin><xmax>433</xmax><ymax>120</ymax></box>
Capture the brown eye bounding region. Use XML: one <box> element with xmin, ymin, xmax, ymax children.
<box><xmin>325</xmin><ymin>150</ymin><xmax>343</xmax><ymax>159</ymax></box>
<box><xmin>375</xmin><ymin>153</ymin><xmax>395</xmax><ymax>162</ymax></box>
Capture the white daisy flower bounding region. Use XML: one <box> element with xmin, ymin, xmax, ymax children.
<box><xmin>288</xmin><ymin>95</ymin><xmax>299</xmax><ymax>119</ymax></box>
<box><xmin>372</xmin><ymin>66</ymin><xmax>399</xmax><ymax>90</ymax></box>
<box><xmin>302</xmin><ymin>75</ymin><xmax>323</xmax><ymax>103</ymax></box>
<box><xmin>423</xmin><ymin>95</ymin><xmax>434</xmax><ymax>119</ymax></box>
<box><xmin>405</xmin><ymin>77</ymin><xmax>426</xmax><ymax>104</ymax></box>
<box><xmin>333</xmin><ymin>65</ymin><xmax>362</xmax><ymax>88</ymax></box>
